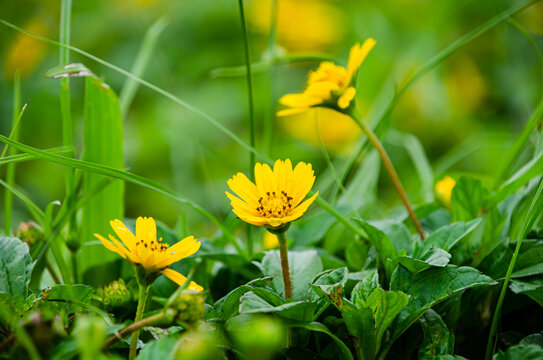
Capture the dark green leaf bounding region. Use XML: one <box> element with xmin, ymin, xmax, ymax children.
<box><xmin>353</xmin><ymin>219</ymin><xmax>397</xmax><ymax>280</ymax></box>
<box><xmin>422</xmin><ymin>219</ymin><xmax>481</xmax><ymax>254</ymax></box>
<box><xmin>451</xmin><ymin>177</ymin><xmax>488</xmax><ymax>221</ymax></box>
<box><xmin>0</xmin><ymin>237</ymin><xmax>34</xmax><ymax>297</ymax></box>
<box><xmin>351</xmin><ymin>270</ymin><xmax>379</xmax><ymax>307</ymax></box>
<box><xmin>285</xmin><ymin>321</ymin><xmax>354</xmax><ymax>360</ymax></box>
<box><xmin>494</xmin><ymin>345</ymin><xmax>543</xmax><ymax>360</ymax></box>
<box><xmin>418</xmin><ymin>309</ymin><xmax>454</xmax><ymax>358</ymax></box>
<box><xmin>136</xmin><ymin>334</ymin><xmax>180</xmax><ymax>360</ymax></box>
<box><xmin>394</xmin><ymin>249</ymin><xmax>451</xmax><ymax>274</ymax></box>
<box><xmin>239</xmin><ymin>291</ymin><xmax>315</xmax><ymax>321</ymax></box>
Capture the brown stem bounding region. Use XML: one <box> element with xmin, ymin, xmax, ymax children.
<box><xmin>0</xmin><ymin>334</ymin><xmax>15</xmax><ymax>353</ymax></box>
<box><xmin>277</xmin><ymin>231</ymin><xmax>293</xmax><ymax>300</ymax></box>
<box><xmin>350</xmin><ymin>111</ymin><xmax>425</xmax><ymax>240</ymax></box>
<box><xmin>103</xmin><ymin>310</ymin><xmax>172</xmax><ymax>349</ymax></box>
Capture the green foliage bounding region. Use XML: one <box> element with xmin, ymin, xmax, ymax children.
<box><xmin>0</xmin><ymin>237</ymin><xmax>34</xmax><ymax>297</ymax></box>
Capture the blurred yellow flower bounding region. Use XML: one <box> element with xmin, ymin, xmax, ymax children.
<box><xmin>3</xmin><ymin>17</ymin><xmax>49</xmax><ymax>80</ymax></box>
<box><xmin>95</xmin><ymin>217</ymin><xmax>203</xmax><ymax>291</ymax></box>
<box><xmin>247</xmin><ymin>0</ymin><xmax>345</xmax><ymax>52</ymax></box>
<box><xmin>278</xmin><ymin>39</ymin><xmax>376</xmax><ymax>116</ymax></box>
<box><xmin>263</xmin><ymin>231</ymin><xmax>278</xmax><ymax>249</ymax></box>
<box><xmin>435</xmin><ymin>176</ymin><xmax>456</xmax><ymax>208</ymax></box>
<box><xmin>226</xmin><ymin>159</ymin><xmax>318</xmax><ymax>229</ymax></box>
<box><xmin>279</xmin><ymin>107</ymin><xmax>361</xmax><ymax>154</ymax></box>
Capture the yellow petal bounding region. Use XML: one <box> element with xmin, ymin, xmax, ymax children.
<box><xmin>290</xmin><ymin>191</ymin><xmax>319</xmax><ymax>218</ymax></box>
<box><xmin>110</xmin><ymin>219</ymin><xmax>136</xmax><ymax>251</ymax></box>
<box><xmin>289</xmin><ymin>162</ymin><xmax>315</xmax><ymax>207</ymax></box>
<box><xmin>279</xmin><ymin>93</ymin><xmax>323</xmax><ymax>108</ymax></box>
<box><xmin>267</xmin><ymin>217</ymin><xmax>286</xmax><ymax>227</ymax></box>
<box><xmin>94</xmin><ymin>233</ymin><xmax>128</xmax><ymax>259</ymax></box>
<box><xmin>161</xmin><ymin>268</ymin><xmax>203</xmax><ymax>292</ymax></box>
<box><xmin>156</xmin><ymin>236</ymin><xmax>201</xmax><ymax>268</ymax></box>
<box><xmin>276</xmin><ymin>108</ymin><xmax>310</xmax><ymax>117</ymax></box>
<box><xmin>227</xmin><ymin>172</ymin><xmax>259</xmax><ymax>204</ymax></box>
<box><xmin>337</xmin><ymin>87</ymin><xmax>356</xmax><ymax>109</ymax></box>
<box><xmin>347</xmin><ymin>38</ymin><xmax>377</xmax><ymax>81</ymax></box>
<box><xmin>226</xmin><ymin>191</ymin><xmax>259</xmax><ymax>216</ymax></box>
<box><xmin>136</xmin><ymin>216</ymin><xmax>157</xmax><ymax>243</ymax></box>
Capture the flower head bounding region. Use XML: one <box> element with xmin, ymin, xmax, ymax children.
<box><xmin>435</xmin><ymin>176</ymin><xmax>456</xmax><ymax>208</ymax></box>
<box><xmin>94</xmin><ymin>217</ymin><xmax>203</xmax><ymax>292</ymax></box>
<box><xmin>226</xmin><ymin>159</ymin><xmax>318</xmax><ymax>229</ymax></box>
<box><xmin>277</xmin><ymin>38</ymin><xmax>376</xmax><ymax>116</ymax></box>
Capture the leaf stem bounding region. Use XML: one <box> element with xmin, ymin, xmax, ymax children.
<box><xmin>129</xmin><ymin>284</ymin><xmax>150</xmax><ymax>360</ymax></box>
<box><xmin>276</xmin><ymin>231</ymin><xmax>293</xmax><ymax>300</ymax></box>
<box><xmin>350</xmin><ymin>109</ymin><xmax>424</xmax><ymax>240</ymax></box>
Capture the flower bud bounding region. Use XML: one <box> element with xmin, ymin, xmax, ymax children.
<box><xmin>14</xmin><ymin>221</ymin><xmax>43</xmax><ymax>247</ymax></box>
<box><xmin>100</xmin><ymin>279</ymin><xmax>133</xmax><ymax>310</ymax></box>
<box><xmin>172</xmin><ymin>292</ymin><xmax>205</xmax><ymax>325</ymax></box>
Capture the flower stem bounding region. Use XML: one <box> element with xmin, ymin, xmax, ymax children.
<box><xmin>350</xmin><ymin>110</ymin><xmax>425</xmax><ymax>240</ymax></box>
<box><xmin>129</xmin><ymin>284</ymin><xmax>150</xmax><ymax>360</ymax></box>
<box><xmin>277</xmin><ymin>231</ymin><xmax>293</xmax><ymax>300</ymax></box>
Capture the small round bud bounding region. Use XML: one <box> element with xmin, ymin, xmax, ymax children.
<box><xmin>172</xmin><ymin>292</ymin><xmax>205</xmax><ymax>325</ymax></box>
<box><xmin>100</xmin><ymin>279</ymin><xmax>132</xmax><ymax>310</ymax></box>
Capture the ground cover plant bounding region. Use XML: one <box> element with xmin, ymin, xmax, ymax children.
<box><xmin>1</xmin><ymin>0</ymin><xmax>543</xmax><ymax>359</ymax></box>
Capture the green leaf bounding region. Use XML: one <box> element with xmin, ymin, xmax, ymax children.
<box><xmin>366</xmin><ymin>287</ymin><xmax>408</xmax><ymax>352</ymax></box>
<box><xmin>511</xmin><ymin>240</ymin><xmax>543</xmax><ymax>278</ymax></box>
<box><xmin>494</xmin><ymin>345</ymin><xmax>543</xmax><ymax>360</ymax></box>
<box><xmin>510</xmin><ymin>278</ymin><xmax>543</xmax><ymax>306</ymax></box>
<box><xmin>0</xmin><ymin>237</ymin><xmax>34</xmax><ymax>297</ymax></box>
<box><xmin>285</xmin><ymin>321</ymin><xmax>354</xmax><ymax>360</ymax></box>
<box><xmin>353</xmin><ymin>219</ymin><xmax>398</xmax><ymax>280</ymax></box>
<box><xmin>136</xmin><ymin>334</ymin><xmax>179</xmax><ymax>360</ymax></box>
<box><xmin>394</xmin><ymin>249</ymin><xmax>451</xmax><ymax>274</ymax></box>
<box><xmin>239</xmin><ymin>292</ymin><xmax>315</xmax><ymax>322</ymax></box>
<box><xmin>45</xmin><ymin>62</ymin><xmax>96</xmax><ymax>79</ymax></box>
<box><xmin>451</xmin><ymin>177</ymin><xmax>488</xmax><ymax>221</ymax></box>
<box><xmin>310</xmin><ymin>267</ymin><xmax>349</xmax><ymax>301</ymax></box>
<box><xmin>472</xmin><ymin>207</ymin><xmax>506</xmax><ymax>266</ymax></box>
<box><xmin>341</xmin><ymin>307</ymin><xmax>375</xmax><ymax>360</ymax></box>
<box><xmin>261</xmin><ymin>250</ymin><xmax>323</xmax><ymax>301</ymax></box>
<box><xmin>351</xmin><ymin>270</ymin><xmax>379</xmax><ymax>307</ymax></box>
<box><xmin>421</xmin><ymin>219</ymin><xmax>481</xmax><ymax>254</ymax></box>
<box><xmin>389</xmin><ymin>265</ymin><xmax>496</xmax><ymax>343</ymax></box>
<box><xmin>345</xmin><ymin>239</ymin><xmax>370</xmax><ymax>270</ymax></box>
<box><xmin>81</xmin><ymin>76</ymin><xmax>125</xmax><ymax>285</ymax></box>
<box><xmin>418</xmin><ymin>309</ymin><xmax>454</xmax><ymax>358</ymax></box>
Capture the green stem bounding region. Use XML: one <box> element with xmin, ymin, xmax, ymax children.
<box><xmin>264</xmin><ymin>0</ymin><xmax>278</xmax><ymax>154</ymax></box>
<box><xmin>276</xmin><ymin>231</ymin><xmax>293</xmax><ymax>300</ymax></box>
<box><xmin>4</xmin><ymin>71</ymin><xmax>20</xmax><ymax>235</ymax></box>
<box><xmin>238</xmin><ymin>0</ymin><xmax>256</xmax><ymax>256</ymax></box>
<box><xmin>485</xmin><ymin>178</ymin><xmax>543</xmax><ymax>360</ymax></box>
<box><xmin>14</xmin><ymin>325</ymin><xmax>42</xmax><ymax>360</ymax></box>
<box><xmin>350</xmin><ymin>109</ymin><xmax>424</xmax><ymax>240</ymax></box>
<box><xmin>129</xmin><ymin>284</ymin><xmax>150</xmax><ymax>360</ymax></box>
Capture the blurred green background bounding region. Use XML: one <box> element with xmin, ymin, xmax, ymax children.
<box><xmin>1</xmin><ymin>0</ymin><xmax>542</xmax><ymax>237</ymax></box>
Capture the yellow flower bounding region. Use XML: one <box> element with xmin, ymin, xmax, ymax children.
<box><xmin>435</xmin><ymin>176</ymin><xmax>456</xmax><ymax>208</ymax></box>
<box><xmin>226</xmin><ymin>159</ymin><xmax>318</xmax><ymax>229</ymax></box>
<box><xmin>278</xmin><ymin>39</ymin><xmax>376</xmax><ymax>116</ymax></box>
<box><xmin>263</xmin><ymin>232</ymin><xmax>279</xmax><ymax>249</ymax></box>
<box><xmin>3</xmin><ymin>17</ymin><xmax>49</xmax><ymax>80</ymax></box>
<box><xmin>247</xmin><ymin>0</ymin><xmax>345</xmax><ymax>52</ymax></box>
<box><xmin>94</xmin><ymin>217</ymin><xmax>203</xmax><ymax>292</ymax></box>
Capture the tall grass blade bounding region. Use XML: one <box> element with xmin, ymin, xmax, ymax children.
<box><xmin>81</xmin><ymin>76</ymin><xmax>125</xmax><ymax>284</ymax></box>
<box><xmin>119</xmin><ymin>17</ymin><xmax>168</xmax><ymax>116</ymax></box>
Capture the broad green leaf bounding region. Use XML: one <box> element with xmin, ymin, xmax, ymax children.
<box><xmin>351</xmin><ymin>270</ymin><xmax>379</xmax><ymax>307</ymax></box>
<box><xmin>285</xmin><ymin>321</ymin><xmax>354</xmax><ymax>360</ymax></box>
<box><xmin>81</xmin><ymin>76</ymin><xmax>124</xmax><ymax>285</ymax></box>
<box><xmin>389</xmin><ymin>265</ymin><xmax>496</xmax><ymax>343</ymax></box>
<box><xmin>0</xmin><ymin>293</ymin><xmax>26</xmax><ymax>331</ymax></box>
<box><xmin>394</xmin><ymin>249</ymin><xmax>451</xmax><ymax>274</ymax></box>
<box><xmin>511</xmin><ymin>240</ymin><xmax>543</xmax><ymax>278</ymax></box>
<box><xmin>342</xmin><ymin>307</ymin><xmax>375</xmax><ymax>360</ymax></box>
<box><xmin>345</xmin><ymin>239</ymin><xmax>369</xmax><ymax>270</ymax></box>
<box><xmin>472</xmin><ymin>207</ymin><xmax>506</xmax><ymax>266</ymax></box>
<box><xmin>310</xmin><ymin>267</ymin><xmax>349</xmax><ymax>300</ymax></box>
<box><xmin>494</xmin><ymin>345</ymin><xmax>543</xmax><ymax>360</ymax></box>
<box><xmin>421</xmin><ymin>219</ymin><xmax>481</xmax><ymax>254</ymax></box>
<box><xmin>418</xmin><ymin>309</ymin><xmax>454</xmax><ymax>358</ymax></box>
<box><xmin>366</xmin><ymin>287</ymin><xmax>408</xmax><ymax>352</ymax></box>
<box><xmin>239</xmin><ymin>292</ymin><xmax>315</xmax><ymax>322</ymax></box>
<box><xmin>0</xmin><ymin>237</ymin><xmax>34</xmax><ymax>297</ymax></box>
<box><xmin>451</xmin><ymin>177</ymin><xmax>488</xmax><ymax>221</ymax></box>
<box><xmin>520</xmin><ymin>332</ymin><xmax>543</xmax><ymax>347</ymax></box>
<box><xmin>217</xmin><ymin>279</ymin><xmax>283</xmax><ymax>319</ymax></box>
<box><xmin>510</xmin><ymin>278</ymin><xmax>543</xmax><ymax>306</ymax></box>
<box><xmin>353</xmin><ymin>219</ymin><xmax>397</xmax><ymax>280</ymax></box>
<box><xmin>136</xmin><ymin>334</ymin><xmax>179</xmax><ymax>360</ymax></box>
<box><xmin>261</xmin><ymin>250</ymin><xmax>323</xmax><ymax>301</ymax></box>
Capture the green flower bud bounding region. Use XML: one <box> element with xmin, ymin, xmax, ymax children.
<box><xmin>172</xmin><ymin>292</ymin><xmax>205</xmax><ymax>325</ymax></box>
<box><xmin>101</xmin><ymin>279</ymin><xmax>132</xmax><ymax>310</ymax></box>
<box><xmin>14</xmin><ymin>221</ymin><xmax>43</xmax><ymax>247</ymax></box>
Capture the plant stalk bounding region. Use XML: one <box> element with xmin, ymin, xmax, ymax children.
<box><xmin>237</xmin><ymin>0</ymin><xmax>256</xmax><ymax>256</ymax></box>
<box><xmin>104</xmin><ymin>310</ymin><xmax>172</xmax><ymax>349</ymax></box>
<box><xmin>350</xmin><ymin>109</ymin><xmax>425</xmax><ymax>240</ymax></box>
<box><xmin>129</xmin><ymin>284</ymin><xmax>150</xmax><ymax>360</ymax></box>
<box><xmin>276</xmin><ymin>231</ymin><xmax>293</xmax><ymax>300</ymax></box>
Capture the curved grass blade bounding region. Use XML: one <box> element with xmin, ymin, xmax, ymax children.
<box><xmin>0</xmin><ymin>147</ymin><xmax>73</xmax><ymax>166</ymax></box>
<box><xmin>0</xmin><ymin>134</ymin><xmax>247</xmax><ymax>258</ymax></box>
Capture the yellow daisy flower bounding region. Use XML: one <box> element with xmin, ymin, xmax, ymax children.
<box><xmin>94</xmin><ymin>217</ymin><xmax>203</xmax><ymax>292</ymax></box>
<box><xmin>226</xmin><ymin>159</ymin><xmax>318</xmax><ymax>229</ymax></box>
<box><xmin>277</xmin><ymin>38</ymin><xmax>376</xmax><ymax>116</ymax></box>
<box><xmin>435</xmin><ymin>176</ymin><xmax>456</xmax><ymax>208</ymax></box>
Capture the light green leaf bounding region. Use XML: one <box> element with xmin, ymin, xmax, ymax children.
<box><xmin>136</xmin><ymin>334</ymin><xmax>179</xmax><ymax>360</ymax></box>
<box><xmin>351</xmin><ymin>270</ymin><xmax>379</xmax><ymax>307</ymax></box>
<box><xmin>422</xmin><ymin>219</ymin><xmax>481</xmax><ymax>254</ymax></box>
<box><xmin>0</xmin><ymin>237</ymin><xmax>34</xmax><ymax>297</ymax></box>
<box><xmin>394</xmin><ymin>249</ymin><xmax>451</xmax><ymax>274</ymax></box>
<box><xmin>261</xmin><ymin>250</ymin><xmax>323</xmax><ymax>301</ymax></box>
<box><xmin>353</xmin><ymin>219</ymin><xmax>397</xmax><ymax>280</ymax></box>
<box><xmin>239</xmin><ymin>292</ymin><xmax>315</xmax><ymax>322</ymax></box>
<box><xmin>451</xmin><ymin>177</ymin><xmax>488</xmax><ymax>221</ymax></box>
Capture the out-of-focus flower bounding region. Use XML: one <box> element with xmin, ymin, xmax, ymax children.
<box><xmin>435</xmin><ymin>176</ymin><xmax>456</xmax><ymax>208</ymax></box>
<box><xmin>229</xmin><ymin>315</ymin><xmax>285</xmax><ymax>360</ymax></box>
<box><xmin>226</xmin><ymin>159</ymin><xmax>318</xmax><ymax>230</ymax></box>
<box><xmin>94</xmin><ymin>217</ymin><xmax>203</xmax><ymax>291</ymax></box>
<box><xmin>277</xmin><ymin>39</ymin><xmax>376</xmax><ymax>116</ymax></box>
<box><xmin>247</xmin><ymin>0</ymin><xmax>345</xmax><ymax>52</ymax></box>
<box><xmin>445</xmin><ymin>57</ymin><xmax>486</xmax><ymax>116</ymax></box>
<box><xmin>3</xmin><ymin>17</ymin><xmax>49</xmax><ymax>80</ymax></box>
<box><xmin>278</xmin><ymin>107</ymin><xmax>361</xmax><ymax>154</ymax></box>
